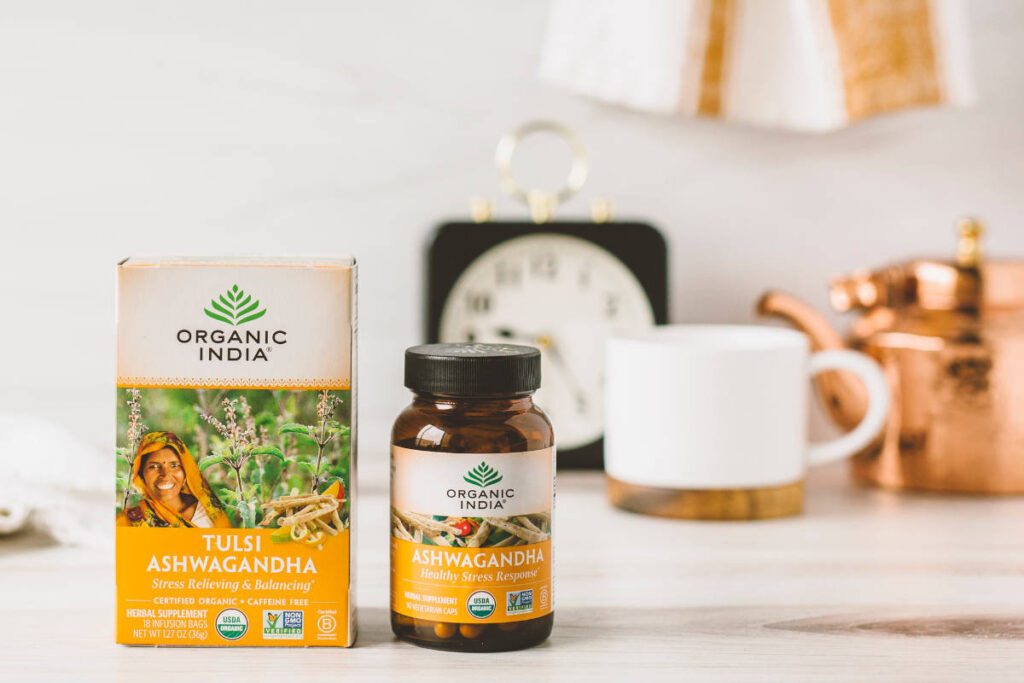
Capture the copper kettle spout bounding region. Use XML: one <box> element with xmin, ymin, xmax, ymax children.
<box><xmin>757</xmin><ymin>291</ymin><xmax>869</xmax><ymax>429</ymax></box>
<box><xmin>757</xmin><ymin>292</ymin><xmax>846</xmax><ymax>351</ymax></box>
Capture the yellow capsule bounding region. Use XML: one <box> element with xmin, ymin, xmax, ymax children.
<box><xmin>498</xmin><ymin>622</ymin><xmax>519</xmax><ymax>632</ymax></box>
<box><xmin>433</xmin><ymin>622</ymin><xmax>458</xmax><ymax>639</ymax></box>
<box><xmin>459</xmin><ymin>624</ymin><xmax>484</xmax><ymax>639</ymax></box>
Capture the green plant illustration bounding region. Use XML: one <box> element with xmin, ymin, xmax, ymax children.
<box><xmin>278</xmin><ymin>390</ymin><xmax>351</xmax><ymax>493</ymax></box>
<box><xmin>199</xmin><ymin>396</ymin><xmax>285</xmax><ymax>528</ymax></box>
<box><xmin>115</xmin><ymin>388</ymin><xmax>147</xmax><ymax>512</ymax></box>
<box><xmin>464</xmin><ymin>462</ymin><xmax>502</xmax><ymax>488</ymax></box>
<box><xmin>115</xmin><ymin>387</ymin><xmax>351</xmax><ymax>528</ymax></box>
<box><xmin>203</xmin><ymin>284</ymin><xmax>267</xmax><ymax>326</ymax></box>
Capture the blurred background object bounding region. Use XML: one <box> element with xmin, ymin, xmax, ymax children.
<box><xmin>541</xmin><ymin>0</ymin><xmax>975</xmax><ymax>132</ymax></box>
<box><xmin>760</xmin><ymin>218</ymin><xmax>1024</xmax><ymax>494</ymax></box>
<box><xmin>427</xmin><ymin>121</ymin><xmax>667</xmax><ymax>468</ymax></box>
<box><xmin>0</xmin><ymin>414</ymin><xmax>108</xmax><ymax>546</ymax></box>
<box><xmin>0</xmin><ymin>1</ymin><xmax>1022</xmax><ymax>487</ymax></box>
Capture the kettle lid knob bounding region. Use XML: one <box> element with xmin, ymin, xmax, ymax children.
<box><xmin>956</xmin><ymin>216</ymin><xmax>984</xmax><ymax>268</ymax></box>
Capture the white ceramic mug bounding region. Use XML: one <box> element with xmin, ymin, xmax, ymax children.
<box><xmin>604</xmin><ymin>325</ymin><xmax>889</xmax><ymax>519</ymax></box>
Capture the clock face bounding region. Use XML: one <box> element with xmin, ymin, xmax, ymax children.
<box><xmin>439</xmin><ymin>234</ymin><xmax>656</xmax><ymax>450</ymax></box>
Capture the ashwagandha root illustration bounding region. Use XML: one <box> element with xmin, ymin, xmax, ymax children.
<box><xmin>484</xmin><ymin>516</ymin><xmax>548</xmax><ymax>544</ymax></box>
<box><xmin>391</xmin><ymin>508</ymin><xmax>550</xmax><ymax>548</ymax></box>
<box><xmin>260</xmin><ymin>493</ymin><xmax>346</xmax><ymax>546</ymax></box>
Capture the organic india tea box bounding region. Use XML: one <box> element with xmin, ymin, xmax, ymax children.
<box><xmin>115</xmin><ymin>257</ymin><xmax>356</xmax><ymax>647</ymax></box>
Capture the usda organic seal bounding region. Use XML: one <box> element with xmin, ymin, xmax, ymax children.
<box><xmin>215</xmin><ymin>608</ymin><xmax>248</xmax><ymax>640</ymax></box>
<box><xmin>466</xmin><ymin>590</ymin><xmax>496</xmax><ymax>619</ymax></box>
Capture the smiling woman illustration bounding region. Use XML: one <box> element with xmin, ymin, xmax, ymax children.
<box><xmin>117</xmin><ymin>431</ymin><xmax>231</xmax><ymax>528</ymax></box>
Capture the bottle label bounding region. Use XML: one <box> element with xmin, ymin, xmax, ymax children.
<box><xmin>390</xmin><ymin>446</ymin><xmax>554</xmax><ymax>624</ymax></box>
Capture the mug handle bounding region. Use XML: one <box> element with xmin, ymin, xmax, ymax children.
<box><xmin>806</xmin><ymin>349</ymin><xmax>890</xmax><ymax>466</ymax></box>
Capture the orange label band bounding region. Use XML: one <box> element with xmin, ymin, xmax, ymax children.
<box><xmin>116</xmin><ymin>379</ymin><xmax>351</xmax><ymax>390</ymax></box>
<box><xmin>116</xmin><ymin>527</ymin><xmax>350</xmax><ymax>646</ymax></box>
<box><xmin>390</xmin><ymin>537</ymin><xmax>552</xmax><ymax>624</ymax></box>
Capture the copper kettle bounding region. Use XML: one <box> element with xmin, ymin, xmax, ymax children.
<box><xmin>758</xmin><ymin>218</ymin><xmax>1024</xmax><ymax>493</ymax></box>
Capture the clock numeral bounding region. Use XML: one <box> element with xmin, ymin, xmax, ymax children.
<box><xmin>604</xmin><ymin>293</ymin><xmax>619</xmax><ymax>318</ymax></box>
<box><xmin>578</xmin><ymin>266</ymin><xmax>591</xmax><ymax>289</ymax></box>
<box><xmin>465</xmin><ymin>291</ymin><xmax>491</xmax><ymax>314</ymax></box>
<box><xmin>530</xmin><ymin>254</ymin><xmax>557</xmax><ymax>280</ymax></box>
<box><xmin>495</xmin><ymin>261</ymin><xmax>521</xmax><ymax>286</ymax></box>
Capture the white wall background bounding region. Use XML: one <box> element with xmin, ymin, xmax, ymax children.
<box><xmin>2</xmin><ymin>1</ymin><xmax>1023</xmax><ymax>481</ymax></box>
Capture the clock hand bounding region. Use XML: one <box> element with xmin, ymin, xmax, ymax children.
<box><xmin>495</xmin><ymin>327</ymin><xmax>538</xmax><ymax>342</ymax></box>
<box><xmin>542</xmin><ymin>339</ymin><xmax>589</xmax><ymax>413</ymax></box>
<box><xmin>495</xmin><ymin>328</ymin><xmax>588</xmax><ymax>412</ymax></box>
<box><xmin>496</xmin><ymin>328</ymin><xmax>561</xmax><ymax>352</ymax></box>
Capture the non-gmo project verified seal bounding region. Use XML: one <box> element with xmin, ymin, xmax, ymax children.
<box><xmin>263</xmin><ymin>610</ymin><xmax>303</xmax><ymax>640</ymax></box>
<box><xmin>506</xmin><ymin>589</ymin><xmax>534</xmax><ymax>616</ymax></box>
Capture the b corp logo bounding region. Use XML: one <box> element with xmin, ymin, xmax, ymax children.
<box><xmin>317</xmin><ymin>614</ymin><xmax>337</xmax><ymax>636</ymax></box>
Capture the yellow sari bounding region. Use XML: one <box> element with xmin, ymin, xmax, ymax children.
<box><xmin>117</xmin><ymin>431</ymin><xmax>231</xmax><ymax>528</ymax></box>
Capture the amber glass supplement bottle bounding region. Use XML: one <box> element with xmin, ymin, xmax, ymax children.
<box><xmin>391</xmin><ymin>343</ymin><xmax>555</xmax><ymax>652</ymax></box>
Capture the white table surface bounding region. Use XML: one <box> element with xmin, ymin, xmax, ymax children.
<box><xmin>3</xmin><ymin>464</ymin><xmax>1024</xmax><ymax>681</ymax></box>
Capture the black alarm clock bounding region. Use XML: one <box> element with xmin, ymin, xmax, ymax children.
<box><xmin>426</xmin><ymin>122</ymin><xmax>668</xmax><ymax>468</ymax></box>
<box><xmin>426</xmin><ymin>122</ymin><xmax>667</xmax><ymax>468</ymax></box>
<box><xmin>426</xmin><ymin>163</ymin><xmax>668</xmax><ymax>472</ymax></box>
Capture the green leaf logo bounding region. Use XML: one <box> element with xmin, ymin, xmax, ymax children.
<box><xmin>463</xmin><ymin>462</ymin><xmax>503</xmax><ymax>488</ymax></box>
<box><xmin>203</xmin><ymin>284</ymin><xmax>267</xmax><ymax>326</ymax></box>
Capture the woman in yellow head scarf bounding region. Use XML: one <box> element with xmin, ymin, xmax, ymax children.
<box><xmin>117</xmin><ymin>431</ymin><xmax>231</xmax><ymax>528</ymax></box>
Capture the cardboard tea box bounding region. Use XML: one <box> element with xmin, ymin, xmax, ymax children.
<box><xmin>115</xmin><ymin>257</ymin><xmax>356</xmax><ymax>647</ymax></box>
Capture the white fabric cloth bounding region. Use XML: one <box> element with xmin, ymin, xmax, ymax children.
<box><xmin>0</xmin><ymin>414</ymin><xmax>110</xmax><ymax>547</ymax></box>
<box><xmin>189</xmin><ymin>502</ymin><xmax>213</xmax><ymax>528</ymax></box>
<box><xmin>540</xmin><ymin>0</ymin><xmax>975</xmax><ymax>132</ymax></box>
